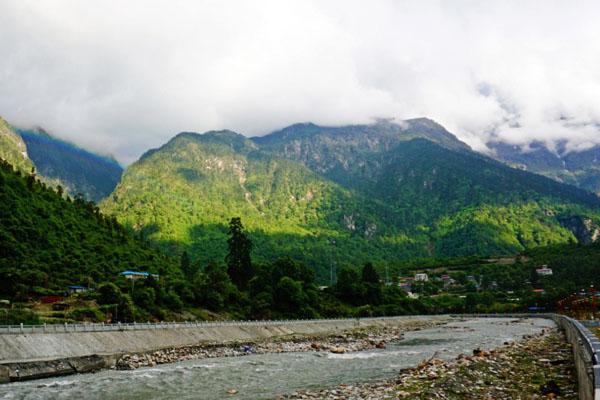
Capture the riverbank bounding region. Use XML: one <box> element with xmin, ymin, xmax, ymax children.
<box><xmin>117</xmin><ymin>319</ymin><xmax>443</xmax><ymax>370</ymax></box>
<box><xmin>0</xmin><ymin>316</ymin><xmax>449</xmax><ymax>382</ymax></box>
<box><xmin>282</xmin><ymin>327</ymin><xmax>577</xmax><ymax>399</ymax></box>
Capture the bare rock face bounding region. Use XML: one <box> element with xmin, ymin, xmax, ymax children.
<box><xmin>559</xmin><ymin>216</ymin><xmax>600</xmax><ymax>244</ymax></box>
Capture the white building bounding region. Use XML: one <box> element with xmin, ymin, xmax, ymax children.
<box><xmin>535</xmin><ymin>266</ymin><xmax>553</xmax><ymax>276</ymax></box>
<box><xmin>414</xmin><ymin>273</ymin><xmax>429</xmax><ymax>282</ymax></box>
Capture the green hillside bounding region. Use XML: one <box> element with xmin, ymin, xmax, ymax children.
<box><xmin>0</xmin><ymin>158</ymin><xmax>187</xmax><ymax>321</ymax></box>
<box><xmin>103</xmin><ymin>131</ymin><xmax>416</xmax><ymax>281</ymax></box>
<box><xmin>102</xmin><ymin>120</ymin><xmax>600</xmax><ymax>281</ymax></box>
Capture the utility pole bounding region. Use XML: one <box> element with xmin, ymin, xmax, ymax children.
<box><xmin>329</xmin><ymin>238</ymin><xmax>336</xmax><ymax>286</ymax></box>
<box><xmin>330</xmin><ymin>264</ymin><xmax>334</xmax><ymax>287</ymax></box>
<box><xmin>592</xmin><ymin>285</ymin><xmax>596</xmax><ymax>319</ymax></box>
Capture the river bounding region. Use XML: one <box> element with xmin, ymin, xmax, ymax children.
<box><xmin>0</xmin><ymin>317</ymin><xmax>554</xmax><ymax>400</ymax></box>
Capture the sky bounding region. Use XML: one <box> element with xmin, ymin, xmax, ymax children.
<box><xmin>1</xmin><ymin>0</ymin><xmax>600</xmax><ymax>164</ymax></box>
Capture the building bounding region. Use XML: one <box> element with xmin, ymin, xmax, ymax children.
<box><xmin>440</xmin><ymin>274</ymin><xmax>455</xmax><ymax>288</ymax></box>
<box><xmin>414</xmin><ymin>273</ymin><xmax>429</xmax><ymax>282</ymax></box>
<box><xmin>535</xmin><ymin>266</ymin><xmax>553</xmax><ymax>276</ymax></box>
<box><xmin>398</xmin><ymin>282</ymin><xmax>412</xmax><ymax>293</ymax></box>
<box><xmin>465</xmin><ymin>275</ymin><xmax>481</xmax><ymax>290</ymax></box>
<box><xmin>40</xmin><ymin>295</ymin><xmax>64</xmax><ymax>304</ymax></box>
<box><xmin>67</xmin><ymin>285</ymin><xmax>88</xmax><ymax>294</ymax></box>
<box><xmin>52</xmin><ymin>302</ymin><xmax>70</xmax><ymax>311</ymax></box>
<box><xmin>120</xmin><ymin>270</ymin><xmax>160</xmax><ymax>280</ymax></box>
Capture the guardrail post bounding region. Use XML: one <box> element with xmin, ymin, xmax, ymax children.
<box><xmin>43</xmin><ymin>323</ymin><xmax>46</xmax><ymax>333</ymax></box>
<box><xmin>20</xmin><ymin>323</ymin><xmax>23</xmax><ymax>334</ymax></box>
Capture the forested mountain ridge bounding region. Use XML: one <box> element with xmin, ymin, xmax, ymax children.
<box><xmin>253</xmin><ymin>118</ymin><xmax>469</xmax><ymax>188</ymax></box>
<box><xmin>103</xmin><ymin>129</ymin><xmax>410</xmax><ymax>279</ymax></box>
<box><xmin>0</xmin><ymin>116</ymin><xmax>122</xmax><ymax>202</ymax></box>
<box><xmin>16</xmin><ymin>127</ymin><xmax>123</xmax><ymax>202</ymax></box>
<box><xmin>102</xmin><ymin>120</ymin><xmax>600</xmax><ymax>280</ymax></box>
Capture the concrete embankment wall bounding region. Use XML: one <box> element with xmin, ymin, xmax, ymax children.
<box><xmin>0</xmin><ymin>315</ymin><xmax>447</xmax><ymax>382</ymax></box>
<box><xmin>555</xmin><ymin>316</ymin><xmax>600</xmax><ymax>400</ymax></box>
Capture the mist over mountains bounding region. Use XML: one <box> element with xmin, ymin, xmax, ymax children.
<box><xmin>489</xmin><ymin>140</ymin><xmax>600</xmax><ymax>195</ymax></box>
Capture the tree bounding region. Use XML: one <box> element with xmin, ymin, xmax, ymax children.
<box><xmin>199</xmin><ymin>262</ymin><xmax>234</xmax><ymax>311</ymax></box>
<box><xmin>361</xmin><ymin>262</ymin><xmax>382</xmax><ymax>305</ymax></box>
<box><xmin>180</xmin><ymin>250</ymin><xmax>196</xmax><ymax>280</ymax></box>
<box><xmin>361</xmin><ymin>262</ymin><xmax>380</xmax><ymax>285</ymax></box>
<box><xmin>336</xmin><ymin>267</ymin><xmax>363</xmax><ymax>305</ymax></box>
<box><xmin>226</xmin><ymin>217</ymin><xmax>253</xmax><ymax>289</ymax></box>
<box><xmin>274</xmin><ymin>277</ymin><xmax>307</xmax><ymax>316</ymax></box>
<box><xmin>97</xmin><ymin>282</ymin><xmax>122</xmax><ymax>305</ymax></box>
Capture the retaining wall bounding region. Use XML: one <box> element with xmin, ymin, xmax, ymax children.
<box><xmin>0</xmin><ymin>315</ymin><xmax>447</xmax><ymax>382</ymax></box>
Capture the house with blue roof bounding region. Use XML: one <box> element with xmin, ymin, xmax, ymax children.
<box><xmin>120</xmin><ymin>270</ymin><xmax>159</xmax><ymax>280</ymax></box>
<box><xmin>67</xmin><ymin>285</ymin><xmax>89</xmax><ymax>294</ymax></box>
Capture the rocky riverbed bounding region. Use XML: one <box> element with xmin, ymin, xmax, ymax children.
<box><xmin>116</xmin><ymin>319</ymin><xmax>445</xmax><ymax>370</ymax></box>
<box><xmin>282</xmin><ymin>328</ymin><xmax>577</xmax><ymax>399</ymax></box>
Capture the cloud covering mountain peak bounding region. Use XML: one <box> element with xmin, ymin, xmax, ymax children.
<box><xmin>1</xmin><ymin>0</ymin><xmax>600</xmax><ymax>164</ymax></box>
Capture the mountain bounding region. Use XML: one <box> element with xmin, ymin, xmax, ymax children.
<box><xmin>102</xmin><ymin>119</ymin><xmax>600</xmax><ymax>280</ymax></box>
<box><xmin>0</xmin><ymin>117</ymin><xmax>34</xmax><ymax>173</ymax></box>
<box><xmin>0</xmin><ymin>118</ymin><xmax>123</xmax><ymax>202</ymax></box>
<box><xmin>254</xmin><ymin>118</ymin><xmax>469</xmax><ymax>188</ymax></box>
<box><xmin>102</xmin><ymin>130</ymin><xmax>404</xmax><ymax>280</ymax></box>
<box><xmin>15</xmin><ymin>127</ymin><xmax>123</xmax><ymax>202</ymax></box>
<box><xmin>489</xmin><ymin>140</ymin><xmax>600</xmax><ymax>195</ymax></box>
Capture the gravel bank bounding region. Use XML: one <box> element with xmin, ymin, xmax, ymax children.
<box><xmin>282</xmin><ymin>328</ymin><xmax>577</xmax><ymax>399</ymax></box>
<box><xmin>116</xmin><ymin>319</ymin><xmax>446</xmax><ymax>370</ymax></box>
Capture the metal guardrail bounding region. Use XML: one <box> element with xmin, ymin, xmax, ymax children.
<box><xmin>573</xmin><ymin>318</ymin><xmax>600</xmax><ymax>400</ymax></box>
<box><xmin>0</xmin><ymin>315</ymin><xmax>428</xmax><ymax>335</ymax></box>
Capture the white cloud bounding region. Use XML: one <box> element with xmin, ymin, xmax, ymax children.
<box><xmin>1</xmin><ymin>0</ymin><xmax>600</xmax><ymax>163</ymax></box>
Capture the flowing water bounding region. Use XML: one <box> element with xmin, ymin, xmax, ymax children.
<box><xmin>0</xmin><ymin>317</ymin><xmax>554</xmax><ymax>400</ymax></box>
